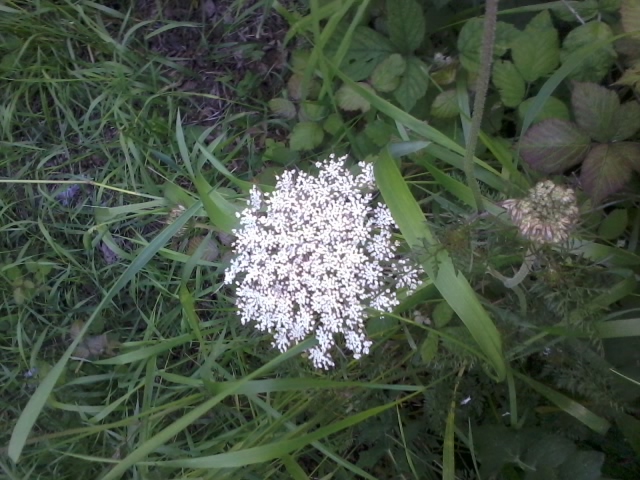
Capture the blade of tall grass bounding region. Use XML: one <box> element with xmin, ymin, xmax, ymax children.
<box><xmin>375</xmin><ymin>149</ymin><xmax>506</xmax><ymax>381</ymax></box>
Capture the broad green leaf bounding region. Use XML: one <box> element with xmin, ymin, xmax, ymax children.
<box><xmin>518</xmin><ymin>96</ymin><xmax>570</xmax><ymax>124</ymax></box>
<box><xmin>612</xmin><ymin>100</ymin><xmax>640</xmax><ymax>141</ymax></box>
<box><xmin>419</xmin><ymin>333</ymin><xmax>439</xmax><ymax>363</ymax></box>
<box><xmin>515</xmin><ymin>372</ymin><xmax>611</xmax><ymax>434</ymax></box>
<box><xmin>387</xmin><ymin>0</ymin><xmax>426</xmax><ymax>54</ymax></box>
<box><xmin>364</xmin><ymin>119</ymin><xmax>395</xmax><ymax>147</ymax></box>
<box><xmin>431</xmin><ymin>90</ymin><xmax>459</xmax><ymax>118</ymax></box>
<box><xmin>393</xmin><ymin>56</ymin><xmax>429</xmax><ymax>112</ymax></box>
<box><xmin>621</xmin><ymin>0</ymin><xmax>640</xmax><ymax>39</ymax></box>
<box><xmin>458</xmin><ymin>18</ymin><xmax>519</xmax><ymax>73</ymax></box>
<box><xmin>581</xmin><ymin>142</ymin><xmax>637</xmax><ymax>204</ymax></box>
<box><xmin>433</xmin><ymin>301</ymin><xmax>454</xmax><ymax>328</ymax></box>
<box><xmin>298</xmin><ymin>101</ymin><xmax>328</xmax><ymax>122</ymax></box>
<box><xmin>512</xmin><ymin>10</ymin><xmax>560</xmax><ymax>83</ymax></box>
<box><xmin>336</xmin><ymin>82</ymin><xmax>374</xmax><ymax>112</ymax></box>
<box><xmin>571</xmin><ymin>82</ymin><xmax>621</xmax><ymax>143</ymax></box>
<box><xmin>492</xmin><ymin>60</ymin><xmax>526</xmax><ymax>107</ymax></box>
<box><xmin>370</xmin><ymin>53</ymin><xmax>406</xmax><ymax>92</ymax></box>
<box><xmin>289</xmin><ymin>121</ymin><xmax>324</xmax><ymax>151</ymax></box>
<box><xmin>268</xmin><ymin>98</ymin><xmax>297</xmax><ymax>119</ymax></box>
<box><xmin>598</xmin><ymin>209</ymin><xmax>629</xmax><ymax>239</ymax></box>
<box><xmin>325</xmin><ymin>25</ymin><xmax>395</xmax><ymax>81</ymax></box>
<box><xmin>560</xmin><ymin>21</ymin><xmax>616</xmax><ymax>82</ymax></box>
<box><xmin>519</xmin><ymin>119</ymin><xmax>591</xmax><ymax>173</ymax></box>
<box><xmin>375</xmin><ymin>149</ymin><xmax>505</xmax><ymax>381</ymax></box>
<box><xmin>551</xmin><ymin>0</ymin><xmax>599</xmax><ymax>22</ymax></box>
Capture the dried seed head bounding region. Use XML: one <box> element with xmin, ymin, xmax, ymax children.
<box><xmin>503</xmin><ymin>180</ymin><xmax>578</xmax><ymax>245</ymax></box>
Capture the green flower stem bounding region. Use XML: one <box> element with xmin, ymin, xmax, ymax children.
<box><xmin>464</xmin><ymin>0</ymin><xmax>499</xmax><ymax>214</ymax></box>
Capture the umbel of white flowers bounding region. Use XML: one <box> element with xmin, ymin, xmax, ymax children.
<box><xmin>224</xmin><ymin>154</ymin><xmax>422</xmax><ymax>369</ymax></box>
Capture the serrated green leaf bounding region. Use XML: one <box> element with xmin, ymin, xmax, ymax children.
<box><xmin>551</xmin><ymin>0</ymin><xmax>599</xmax><ymax>22</ymax></box>
<box><xmin>512</xmin><ymin>11</ymin><xmax>560</xmax><ymax>83</ymax></box>
<box><xmin>519</xmin><ymin>119</ymin><xmax>591</xmax><ymax>173</ymax></box>
<box><xmin>370</xmin><ymin>53</ymin><xmax>406</xmax><ymax>92</ymax></box>
<box><xmin>613</xmin><ymin>100</ymin><xmax>640</xmax><ymax>141</ymax></box>
<box><xmin>387</xmin><ymin>0</ymin><xmax>425</xmax><ymax>53</ymax></box>
<box><xmin>492</xmin><ymin>60</ymin><xmax>526</xmax><ymax>107</ymax></box>
<box><xmin>560</xmin><ymin>21</ymin><xmax>616</xmax><ymax>82</ymax></box>
<box><xmin>393</xmin><ymin>56</ymin><xmax>429</xmax><ymax>112</ymax></box>
<box><xmin>458</xmin><ymin>18</ymin><xmax>519</xmax><ymax>73</ymax></box>
<box><xmin>298</xmin><ymin>101</ymin><xmax>327</xmax><ymax>122</ymax></box>
<box><xmin>431</xmin><ymin>89</ymin><xmax>459</xmax><ymax>118</ymax></box>
<box><xmin>323</xmin><ymin>113</ymin><xmax>344</xmax><ymax>135</ymax></box>
<box><xmin>598</xmin><ymin>209</ymin><xmax>629</xmax><ymax>239</ymax></box>
<box><xmin>621</xmin><ymin>0</ymin><xmax>640</xmax><ymax>39</ymax></box>
<box><xmin>326</xmin><ymin>25</ymin><xmax>395</xmax><ymax>81</ymax></box>
<box><xmin>268</xmin><ymin>98</ymin><xmax>297</xmax><ymax>119</ymax></box>
<box><xmin>419</xmin><ymin>333</ymin><xmax>439</xmax><ymax>363</ymax></box>
<box><xmin>289</xmin><ymin>122</ymin><xmax>324</xmax><ymax>151</ymax></box>
<box><xmin>581</xmin><ymin>142</ymin><xmax>637</xmax><ymax>204</ymax></box>
<box><xmin>364</xmin><ymin>119</ymin><xmax>394</xmax><ymax>147</ymax></box>
<box><xmin>518</xmin><ymin>96</ymin><xmax>570</xmax><ymax>124</ymax></box>
<box><xmin>336</xmin><ymin>82</ymin><xmax>374</xmax><ymax>112</ymax></box>
<box><xmin>571</xmin><ymin>82</ymin><xmax>621</xmax><ymax>143</ymax></box>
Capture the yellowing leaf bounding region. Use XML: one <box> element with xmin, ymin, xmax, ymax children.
<box><xmin>336</xmin><ymin>82</ymin><xmax>374</xmax><ymax>112</ymax></box>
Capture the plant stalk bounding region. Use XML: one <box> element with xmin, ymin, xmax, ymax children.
<box><xmin>464</xmin><ymin>0</ymin><xmax>499</xmax><ymax>213</ymax></box>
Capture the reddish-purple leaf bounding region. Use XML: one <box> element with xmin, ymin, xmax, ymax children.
<box><xmin>519</xmin><ymin>118</ymin><xmax>591</xmax><ymax>173</ymax></box>
<box><xmin>571</xmin><ymin>82</ymin><xmax>620</xmax><ymax>143</ymax></box>
<box><xmin>581</xmin><ymin>142</ymin><xmax>638</xmax><ymax>204</ymax></box>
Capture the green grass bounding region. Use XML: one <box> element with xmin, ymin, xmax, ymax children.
<box><xmin>0</xmin><ymin>2</ymin><xmax>452</xmax><ymax>478</ymax></box>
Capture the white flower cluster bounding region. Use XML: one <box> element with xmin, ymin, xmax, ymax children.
<box><xmin>502</xmin><ymin>180</ymin><xmax>578</xmax><ymax>245</ymax></box>
<box><xmin>224</xmin><ymin>154</ymin><xmax>422</xmax><ymax>369</ymax></box>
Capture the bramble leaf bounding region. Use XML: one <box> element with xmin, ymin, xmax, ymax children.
<box><xmin>268</xmin><ymin>98</ymin><xmax>296</xmax><ymax>119</ymax></box>
<box><xmin>517</xmin><ymin>96</ymin><xmax>570</xmax><ymax>124</ymax></box>
<box><xmin>289</xmin><ymin>122</ymin><xmax>324</xmax><ymax>151</ymax></box>
<box><xmin>560</xmin><ymin>21</ymin><xmax>616</xmax><ymax>82</ymax></box>
<box><xmin>431</xmin><ymin>89</ymin><xmax>459</xmax><ymax>118</ymax></box>
<box><xmin>458</xmin><ymin>18</ymin><xmax>519</xmax><ymax>73</ymax></box>
<box><xmin>370</xmin><ymin>53</ymin><xmax>406</xmax><ymax>92</ymax></box>
<box><xmin>621</xmin><ymin>0</ymin><xmax>640</xmax><ymax>40</ymax></box>
<box><xmin>512</xmin><ymin>10</ymin><xmax>560</xmax><ymax>82</ymax></box>
<box><xmin>492</xmin><ymin>60</ymin><xmax>526</xmax><ymax>107</ymax></box>
<box><xmin>393</xmin><ymin>56</ymin><xmax>429</xmax><ymax>111</ymax></box>
<box><xmin>325</xmin><ymin>25</ymin><xmax>395</xmax><ymax>81</ymax></box>
<box><xmin>581</xmin><ymin>142</ymin><xmax>638</xmax><ymax>204</ymax></box>
<box><xmin>336</xmin><ymin>82</ymin><xmax>374</xmax><ymax>113</ymax></box>
<box><xmin>612</xmin><ymin>100</ymin><xmax>640</xmax><ymax>141</ymax></box>
<box><xmin>571</xmin><ymin>82</ymin><xmax>621</xmax><ymax>142</ymax></box>
<box><xmin>387</xmin><ymin>0</ymin><xmax>426</xmax><ymax>54</ymax></box>
<box><xmin>519</xmin><ymin>118</ymin><xmax>591</xmax><ymax>173</ymax></box>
